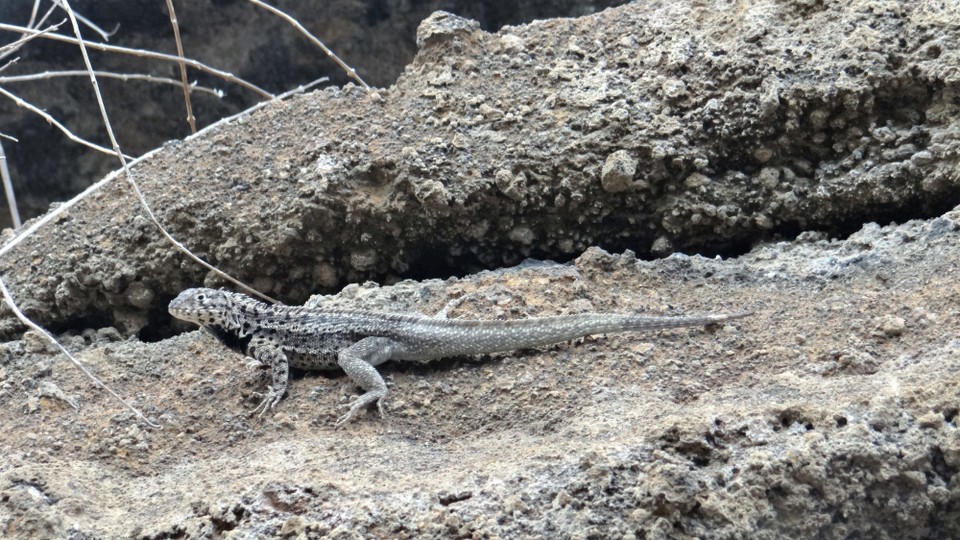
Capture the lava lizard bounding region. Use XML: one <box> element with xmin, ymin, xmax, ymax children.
<box><xmin>168</xmin><ymin>287</ymin><xmax>750</xmax><ymax>425</ymax></box>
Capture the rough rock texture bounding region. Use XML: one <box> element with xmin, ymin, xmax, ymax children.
<box><xmin>0</xmin><ymin>1</ymin><xmax>958</xmax><ymax>537</ymax></box>
<box><xmin>2</xmin><ymin>0</ymin><xmax>959</xmax><ymax>339</ymax></box>
<box><xmin>1</xmin><ymin>208</ymin><xmax>959</xmax><ymax>537</ymax></box>
<box><xmin>0</xmin><ymin>0</ymin><xmax>627</xmax><ymax>225</ymax></box>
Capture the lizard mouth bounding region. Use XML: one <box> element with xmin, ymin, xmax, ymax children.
<box><xmin>167</xmin><ymin>290</ymin><xmax>191</xmax><ymax>313</ymax></box>
<box><xmin>168</xmin><ymin>288</ymin><xmax>208</xmax><ymax>324</ymax></box>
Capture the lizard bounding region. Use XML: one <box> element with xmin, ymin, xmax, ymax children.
<box><xmin>168</xmin><ymin>287</ymin><xmax>751</xmax><ymax>426</ymax></box>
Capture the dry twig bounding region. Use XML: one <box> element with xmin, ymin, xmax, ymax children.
<box><xmin>164</xmin><ymin>0</ymin><xmax>197</xmax><ymax>133</ymax></box>
<box><xmin>0</xmin><ymin>85</ymin><xmax>133</xmax><ymax>159</ymax></box>
<box><xmin>3</xmin><ymin>0</ymin><xmax>58</xmax><ymax>59</ymax></box>
<box><xmin>0</xmin><ymin>69</ymin><xmax>223</xmax><ymax>96</ymax></box>
<box><xmin>0</xmin><ymin>21</ymin><xmax>275</xmax><ymax>99</ymax></box>
<box><xmin>246</xmin><ymin>0</ymin><xmax>370</xmax><ymax>89</ymax></box>
<box><xmin>51</xmin><ymin>0</ymin><xmax>116</xmax><ymax>41</ymax></box>
<box><xmin>0</xmin><ymin>18</ymin><xmax>64</xmax><ymax>60</ymax></box>
<box><xmin>0</xmin><ymin>142</ymin><xmax>20</xmax><ymax>227</ymax></box>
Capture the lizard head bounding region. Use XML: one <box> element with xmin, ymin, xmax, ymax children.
<box><xmin>168</xmin><ymin>288</ymin><xmax>243</xmax><ymax>331</ymax></box>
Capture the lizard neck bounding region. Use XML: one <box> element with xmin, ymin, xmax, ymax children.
<box><xmin>204</xmin><ymin>324</ymin><xmax>253</xmax><ymax>355</ymax></box>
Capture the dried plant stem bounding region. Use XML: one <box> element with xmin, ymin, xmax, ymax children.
<box><xmin>0</xmin><ymin>19</ymin><xmax>64</xmax><ymax>60</ymax></box>
<box><xmin>2</xmin><ymin>1</ymin><xmax>58</xmax><ymax>61</ymax></box>
<box><xmin>0</xmin><ymin>70</ymin><xmax>223</xmax><ymax>96</ymax></box>
<box><xmin>164</xmin><ymin>0</ymin><xmax>197</xmax><ymax>133</ymax></box>
<box><xmin>246</xmin><ymin>0</ymin><xmax>370</xmax><ymax>89</ymax></box>
<box><xmin>0</xmin><ymin>57</ymin><xmax>17</xmax><ymax>74</ymax></box>
<box><xmin>0</xmin><ymin>22</ymin><xmax>274</xmax><ymax>99</ymax></box>
<box><xmin>52</xmin><ymin>0</ymin><xmax>116</xmax><ymax>41</ymax></box>
<box><xmin>0</xmin><ymin>142</ymin><xmax>20</xmax><ymax>227</ymax></box>
<box><xmin>26</xmin><ymin>0</ymin><xmax>43</xmax><ymax>29</ymax></box>
<box><xmin>0</xmin><ymin>85</ymin><xmax>132</xmax><ymax>159</ymax></box>
<box><xmin>0</xmin><ymin>277</ymin><xmax>159</xmax><ymax>427</ymax></box>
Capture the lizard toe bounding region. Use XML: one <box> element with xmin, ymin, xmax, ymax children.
<box><xmin>249</xmin><ymin>387</ymin><xmax>284</xmax><ymax>418</ymax></box>
<box><xmin>376</xmin><ymin>399</ymin><xmax>388</xmax><ymax>419</ymax></box>
<box><xmin>335</xmin><ymin>406</ymin><xmax>361</xmax><ymax>427</ymax></box>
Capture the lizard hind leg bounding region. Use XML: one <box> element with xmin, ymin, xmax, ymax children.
<box><xmin>335</xmin><ymin>337</ymin><xmax>396</xmax><ymax>426</ymax></box>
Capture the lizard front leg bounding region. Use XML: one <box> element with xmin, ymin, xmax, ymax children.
<box><xmin>248</xmin><ymin>338</ymin><xmax>290</xmax><ymax>418</ymax></box>
<box><xmin>335</xmin><ymin>336</ymin><xmax>396</xmax><ymax>426</ymax></box>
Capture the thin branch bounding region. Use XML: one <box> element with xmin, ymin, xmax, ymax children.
<box><xmin>0</xmin><ymin>19</ymin><xmax>65</xmax><ymax>60</ymax></box>
<box><xmin>30</xmin><ymin>2</ymin><xmax>60</xmax><ymax>33</ymax></box>
<box><xmin>58</xmin><ymin>0</ymin><xmax>279</xmax><ymax>305</ymax></box>
<box><xmin>164</xmin><ymin>0</ymin><xmax>196</xmax><ymax>133</ymax></box>
<box><xmin>0</xmin><ymin>57</ymin><xmax>17</xmax><ymax>75</ymax></box>
<box><xmin>246</xmin><ymin>0</ymin><xmax>370</xmax><ymax>89</ymax></box>
<box><xmin>0</xmin><ymin>142</ymin><xmax>20</xmax><ymax>227</ymax></box>
<box><xmin>0</xmin><ymin>276</ymin><xmax>159</xmax><ymax>427</ymax></box>
<box><xmin>276</xmin><ymin>75</ymin><xmax>330</xmax><ymax>98</ymax></box>
<box><xmin>26</xmin><ymin>0</ymin><xmax>43</xmax><ymax>30</ymax></box>
<box><xmin>0</xmin><ymin>69</ymin><xmax>224</xmax><ymax>97</ymax></box>
<box><xmin>0</xmin><ymin>22</ymin><xmax>275</xmax><ymax>99</ymax></box>
<box><xmin>51</xmin><ymin>0</ymin><xmax>115</xmax><ymax>41</ymax></box>
<box><xmin>13</xmin><ymin>0</ymin><xmax>57</xmax><ymax>52</ymax></box>
<box><xmin>0</xmin><ymin>85</ymin><xmax>132</xmax><ymax>159</ymax></box>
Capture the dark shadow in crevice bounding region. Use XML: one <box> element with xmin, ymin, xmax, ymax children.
<box><xmin>49</xmin><ymin>312</ymin><xmax>114</xmax><ymax>341</ymax></box>
<box><xmin>138</xmin><ymin>292</ymin><xmax>183</xmax><ymax>344</ymax></box>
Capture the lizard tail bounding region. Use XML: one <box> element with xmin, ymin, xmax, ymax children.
<box><xmin>400</xmin><ymin>310</ymin><xmax>752</xmax><ymax>359</ymax></box>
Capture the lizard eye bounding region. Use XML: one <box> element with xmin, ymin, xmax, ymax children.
<box><xmin>197</xmin><ymin>294</ymin><xmax>206</xmax><ymax>301</ymax></box>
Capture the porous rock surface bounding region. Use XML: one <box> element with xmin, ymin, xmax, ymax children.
<box><xmin>1</xmin><ymin>0</ymin><xmax>958</xmax><ymax>337</ymax></box>
<box><xmin>0</xmin><ymin>208</ymin><xmax>958</xmax><ymax>537</ymax></box>
<box><xmin>0</xmin><ymin>1</ymin><xmax>958</xmax><ymax>538</ymax></box>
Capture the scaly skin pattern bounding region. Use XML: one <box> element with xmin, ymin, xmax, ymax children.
<box><xmin>168</xmin><ymin>287</ymin><xmax>750</xmax><ymax>425</ymax></box>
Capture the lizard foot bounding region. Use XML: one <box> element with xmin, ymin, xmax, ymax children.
<box><xmin>244</xmin><ymin>356</ymin><xmax>265</xmax><ymax>370</ymax></box>
<box><xmin>250</xmin><ymin>387</ymin><xmax>283</xmax><ymax>418</ymax></box>
<box><xmin>335</xmin><ymin>393</ymin><xmax>387</xmax><ymax>427</ymax></box>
